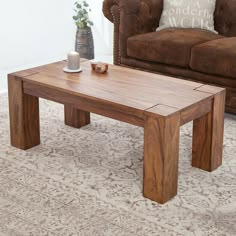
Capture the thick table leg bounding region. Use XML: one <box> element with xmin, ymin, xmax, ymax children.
<box><xmin>143</xmin><ymin>114</ymin><xmax>180</xmax><ymax>204</ymax></box>
<box><xmin>64</xmin><ymin>105</ymin><xmax>90</xmax><ymax>128</ymax></box>
<box><xmin>192</xmin><ymin>91</ymin><xmax>225</xmax><ymax>171</ymax></box>
<box><xmin>8</xmin><ymin>75</ymin><xmax>40</xmax><ymax>150</ymax></box>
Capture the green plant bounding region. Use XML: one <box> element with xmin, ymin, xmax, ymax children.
<box><xmin>73</xmin><ymin>0</ymin><xmax>93</xmax><ymax>29</ymax></box>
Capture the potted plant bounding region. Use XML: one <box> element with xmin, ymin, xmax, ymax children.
<box><xmin>73</xmin><ymin>0</ymin><xmax>94</xmax><ymax>59</ymax></box>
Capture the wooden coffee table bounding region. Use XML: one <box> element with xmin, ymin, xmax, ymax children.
<box><xmin>8</xmin><ymin>59</ymin><xmax>225</xmax><ymax>204</ymax></box>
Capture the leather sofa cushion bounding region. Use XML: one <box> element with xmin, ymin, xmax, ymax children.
<box><xmin>127</xmin><ymin>28</ymin><xmax>222</xmax><ymax>68</ymax></box>
<box><xmin>214</xmin><ymin>0</ymin><xmax>236</xmax><ymax>37</ymax></box>
<box><xmin>190</xmin><ymin>38</ymin><xmax>236</xmax><ymax>79</ymax></box>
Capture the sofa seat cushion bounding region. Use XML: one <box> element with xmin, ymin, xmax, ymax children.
<box><xmin>190</xmin><ymin>38</ymin><xmax>236</xmax><ymax>79</ymax></box>
<box><xmin>127</xmin><ymin>29</ymin><xmax>222</xmax><ymax>68</ymax></box>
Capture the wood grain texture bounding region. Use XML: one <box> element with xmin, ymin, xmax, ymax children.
<box><xmin>8</xmin><ymin>75</ymin><xmax>40</xmax><ymax>150</ymax></box>
<box><xmin>180</xmin><ymin>98</ymin><xmax>212</xmax><ymax>125</ymax></box>
<box><xmin>21</xmin><ymin>60</ymin><xmax>214</xmax><ymax>112</ymax></box>
<box><xmin>9</xmin><ymin>60</ymin><xmax>226</xmax><ymax>204</ymax></box>
<box><xmin>145</xmin><ymin>104</ymin><xmax>179</xmax><ymax>117</ymax></box>
<box><xmin>23</xmin><ymin>82</ymin><xmax>144</xmax><ymax>127</ymax></box>
<box><xmin>195</xmin><ymin>84</ymin><xmax>225</xmax><ymax>94</ymax></box>
<box><xmin>10</xmin><ymin>69</ymin><xmax>38</xmax><ymax>78</ymax></box>
<box><xmin>64</xmin><ymin>105</ymin><xmax>90</xmax><ymax>128</ymax></box>
<box><xmin>192</xmin><ymin>90</ymin><xmax>226</xmax><ymax>171</ymax></box>
<box><xmin>143</xmin><ymin>112</ymin><xmax>180</xmax><ymax>204</ymax></box>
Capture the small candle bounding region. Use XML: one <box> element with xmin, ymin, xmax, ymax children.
<box><xmin>67</xmin><ymin>51</ymin><xmax>80</xmax><ymax>70</ymax></box>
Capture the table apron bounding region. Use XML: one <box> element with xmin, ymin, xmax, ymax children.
<box><xmin>23</xmin><ymin>81</ymin><xmax>145</xmax><ymax>127</ymax></box>
<box><xmin>23</xmin><ymin>81</ymin><xmax>213</xmax><ymax>128</ymax></box>
<box><xmin>180</xmin><ymin>98</ymin><xmax>213</xmax><ymax>126</ymax></box>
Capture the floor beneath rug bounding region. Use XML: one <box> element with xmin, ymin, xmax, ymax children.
<box><xmin>0</xmin><ymin>94</ymin><xmax>236</xmax><ymax>236</ymax></box>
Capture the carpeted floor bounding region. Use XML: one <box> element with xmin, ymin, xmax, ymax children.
<box><xmin>0</xmin><ymin>94</ymin><xmax>236</xmax><ymax>236</ymax></box>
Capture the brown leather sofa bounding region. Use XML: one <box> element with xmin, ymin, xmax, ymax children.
<box><xmin>103</xmin><ymin>0</ymin><xmax>236</xmax><ymax>114</ymax></box>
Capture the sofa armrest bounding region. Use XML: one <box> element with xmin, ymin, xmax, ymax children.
<box><xmin>103</xmin><ymin>0</ymin><xmax>163</xmax><ymax>64</ymax></box>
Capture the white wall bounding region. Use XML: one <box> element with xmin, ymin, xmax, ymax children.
<box><xmin>88</xmin><ymin>0</ymin><xmax>114</xmax><ymax>54</ymax></box>
<box><xmin>0</xmin><ymin>0</ymin><xmax>113</xmax><ymax>92</ymax></box>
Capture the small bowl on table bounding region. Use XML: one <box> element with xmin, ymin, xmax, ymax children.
<box><xmin>90</xmin><ymin>60</ymin><xmax>109</xmax><ymax>74</ymax></box>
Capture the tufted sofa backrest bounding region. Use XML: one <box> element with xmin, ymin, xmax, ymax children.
<box><xmin>103</xmin><ymin>0</ymin><xmax>236</xmax><ymax>37</ymax></box>
<box><xmin>214</xmin><ymin>0</ymin><xmax>236</xmax><ymax>36</ymax></box>
<box><xmin>139</xmin><ymin>0</ymin><xmax>236</xmax><ymax>37</ymax></box>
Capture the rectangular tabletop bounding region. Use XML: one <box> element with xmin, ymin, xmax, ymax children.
<box><xmin>11</xmin><ymin>60</ymin><xmax>224</xmax><ymax>125</ymax></box>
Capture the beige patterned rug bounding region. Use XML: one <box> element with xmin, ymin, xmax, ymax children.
<box><xmin>0</xmin><ymin>94</ymin><xmax>236</xmax><ymax>236</ymax></box>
